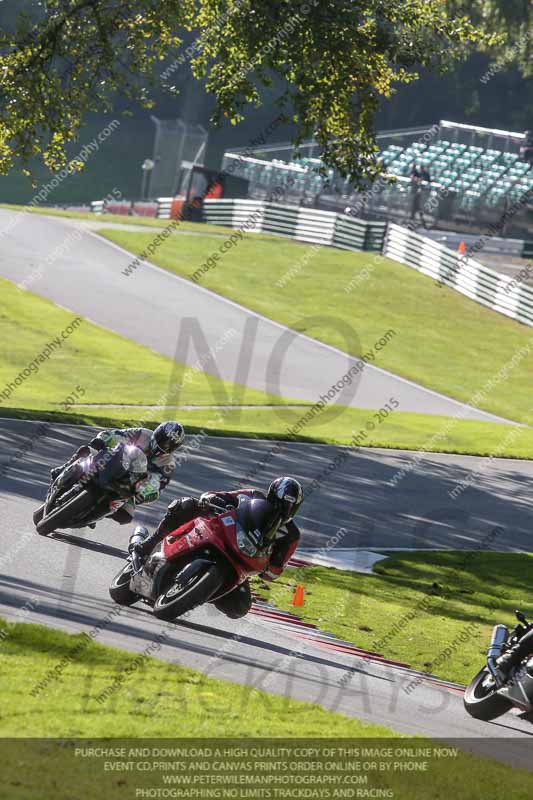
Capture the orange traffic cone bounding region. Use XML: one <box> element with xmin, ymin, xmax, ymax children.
<box><xmin>292</xmin><ymin>584</ymin><xmax>305</xmax><ymax>607</ymax></box>
<box><xmin>458</xmin><ymin>240</ymin><xmax>466</xmax><ymax>255</ymax></box>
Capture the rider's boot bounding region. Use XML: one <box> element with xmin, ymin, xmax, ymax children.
<box><xmin>128</xmin><ymin>525</ymin><xmax>150</xmax><ymax>573</ymax></box>
<box><xmin>136</xmin><ymin>498</ymin><xmax>200</xmax><ymax>556</ymax></box>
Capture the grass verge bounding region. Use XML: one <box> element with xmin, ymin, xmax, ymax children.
<box><xmin>98</xmin><ymin>227</ymin><xmax>533</xmax><ymax>425</ymax></box>
<box><xmin>0</xmin><ymin>618</ymin><xmax>532</xmax><ymax>798</ymax></box>
<box><xmin>0</xmin><ymin>203</ymin><xmax>283</xmax><ymax>243</ymax></box>
<box><xmin>4</xmin><ymin>274</ymin><xmax>533</xmax><ymax>458</ymax></box>
<box><xmin>0</xmin><ymin>275</ymin><xmax>281</xmax><ymax>417</ymax></box>
<box><xmin>5</xmin><ymin>402</ymin><xmax>533</xmax><ymax>460</ymax></box>
<box><xmin>255</xmin><ymin>551</ymin><xmax>533</xmax><ymax>687</ymax></box>
<box><xmin>0</xmin><ymin>203</ymin><xmax>236</xmax><ymax>236</ymax></box>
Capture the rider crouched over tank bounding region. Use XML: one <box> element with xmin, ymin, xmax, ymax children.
<box><xmin>129</xmin><ymin>477</ymin><xmax>304</xmax><ymax>619</ymax></box>
<box><xmin>43</xmin><ymin>422</ymin><xmax>185</xmax><ymax>527</ymax></box>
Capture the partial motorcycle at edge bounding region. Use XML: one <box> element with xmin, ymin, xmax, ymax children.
<box><xmin>464</xmin><ymin>610</ymin><xmax>533</xmax><ymax>720</ymax></box>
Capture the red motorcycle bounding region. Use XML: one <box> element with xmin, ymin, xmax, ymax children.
<box><xmin>109</xmin><ymin>498</ymin><xmax>277</xmax><ymax>621</ymax></box>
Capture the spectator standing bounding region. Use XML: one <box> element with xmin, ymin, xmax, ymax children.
<box><xmin>520</xmin><ymin>130</ymin><xmax>533</xmax><ymax>166</ymax></box>
<box><xmin>420</xmin><ymin>164</ymin><xmax>431</xmax><ymax>183</ymax></box>
<box><xmin>408</xmin><ymin>162</ymin><xmax>427</xmax><ymax>228</ymax></box>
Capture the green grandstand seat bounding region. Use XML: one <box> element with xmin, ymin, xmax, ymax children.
<box><xmin>459</xmin><ymin>191</ymin><xmax>480</xmax><ymax>211</ymax></box>
<box><xmin>486</xmin><ymin>188</ymin><xmax>507</xmax><ymax>206</ymax></box>
<box><xmin>479</xmin><ymin>155</ymin><xmax>497</xmax><ymax>168</ymax></box>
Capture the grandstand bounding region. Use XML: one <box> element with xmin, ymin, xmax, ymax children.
<box><xmin>222</xmin><ymin>121</ymin><xmax>533</xmax><ymax>237</ymax></box>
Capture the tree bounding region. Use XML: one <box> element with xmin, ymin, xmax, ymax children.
<box><xmin>0</xmin><ymin>0</ymin><xmax>497</xmax><ymax>186</ymax></box>
<box><xmin>448</xmin><ymin>1</ymin><xmax>532</xmax><ymax>77</ymax></box>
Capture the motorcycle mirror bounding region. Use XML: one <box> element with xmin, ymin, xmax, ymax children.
<box><xmin>516</xmin><ymin>610</ymin><xmax>528</xmax><ymax>624</ymax></box>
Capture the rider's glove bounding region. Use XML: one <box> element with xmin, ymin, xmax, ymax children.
<box><xmin>135</xmin><ymin>488</ymin><xmax>159</xmax><ymax>505</ymax></box>
<box><xmin>134</xmin><ymin>476</ymin><xmax>160</xmax><ymax>505</ymax></box>
<box><xmin>199</xmin><ymin>492</ymin><xmax>217</xmax><ymax>508</ymax></box>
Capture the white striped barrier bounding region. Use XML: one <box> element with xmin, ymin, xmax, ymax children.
<box><xmin>88</xmin><ymin>194</ymin><xmax>533</xmax><ymax>326</ymax></box>
<box><xmin>201</xmin><ymin>199</ymin><xmax>386</xmax><ymax>252</ymax></box>
<box><xmin>156</xmin><ymin>197</ymin><xmax>174</xmax><ymax>219</ymax></box>
<box><xmin>384</xmin><ymin>223</ymin><xmax>533</xmax><ymax>327</ymax></box>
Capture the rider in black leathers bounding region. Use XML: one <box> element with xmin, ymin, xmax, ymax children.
<box><xmin>497</xmin><ymin>628</ymin><xmax>533</xmax><ymax>680</ymax></box>
<box><xmin>130</xmin><ymin>477</ymin><xmax>304</xmax><ymax>618</ymax></box>
<box><xmin>49</xmin><ymin>422</ymin><xmax>184</xmax><ymax>524</ymax></box>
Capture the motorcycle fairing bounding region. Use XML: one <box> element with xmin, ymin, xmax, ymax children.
<box><xmin>163</xmin><ymin>512</ymin><xmax>270</xmax><ymax>580</ymax></box>
<box><xmin>498</xmin><ymin>660</ymin><xmax>533</xmax><ymax>710</ymax></box>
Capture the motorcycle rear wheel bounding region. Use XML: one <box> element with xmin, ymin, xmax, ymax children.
<box><xmin>463</xmin><ymin>667</ymin><xmax>513</xmax><ymax>720</ymax></box>
<box><xmin>36</xmin><ymin>489</ymin><xmax>94</xmax><ymax>536</ymax></box>
<box><xmin>109</xmin><ymin>562</ymin><xmax>139</xmax><ymax>606</ymax></box>
<box><xmin>153</xmin><ymin>562</ymin><xmax>223</xmax><ymax>621</ymax></box>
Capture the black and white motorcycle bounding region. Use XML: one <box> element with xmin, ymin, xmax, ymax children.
<box><xmin>464</xmin><ymin>610</ymin><xmax>533</xmax><ymax>720</ymax></box>
<box><xmin>33</xmin><ymin>442</ymin><xmax>151</xmax><ymax>536</ymax></box>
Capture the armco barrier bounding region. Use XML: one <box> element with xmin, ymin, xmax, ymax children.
<box><xmin>90</xmin><ymin>196</ymin><xmax>385</xmax><ymax>252</ymax></box>
<box><xmin>88</xmin><ymin>195</ymin><xmax>533</xmax><ymax>325</ymax></box>
<box><xmin>201</xmin><ymin>199</ymin><xmax>386</xmax><ymax>251</ymax></box>
<box><xmin>384</xmin><ymin>223</ymin><xmax>533</xmax><ymax>327</ymax></box>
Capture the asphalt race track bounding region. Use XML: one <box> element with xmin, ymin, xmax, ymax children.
<box><xmin>0</xmin><ymin>209</ymin><xmax>507</xmax><ymax>421</ymax></box>
<box><xmin>2</xmin><ymin>418</ymin><xmax>533</xmax><ymax>766</ymax></box>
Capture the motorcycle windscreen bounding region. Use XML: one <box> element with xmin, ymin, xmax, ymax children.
<box><xmin>94</xmin><ymin>443</ymin><xmax>146</xmax><ymax>489</ymax></box>
<box><xmin>234</xmin><ymin>497</ymin><xmax>281</xmax><ymax>557</ymax></box>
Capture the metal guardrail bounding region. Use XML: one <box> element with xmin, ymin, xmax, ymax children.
<box><xmin>89</xmin><ymin>195</ymin><xmax>533</xmax><ymax>325</ymax></box>
<box><xmin>201</xmin><ymin>199</ymin><xmax>386</xmax><ymax>252</ymax></box>
<box><xmin>384</xmin><ymin>223</ymin><xmax>533</xmax><ymax>327</ymax></box>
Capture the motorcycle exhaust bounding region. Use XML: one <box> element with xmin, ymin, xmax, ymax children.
<box><xmin>487</xmin><ymin>624</ymin><xmax>509</xmax><ymax>683</ymax></box>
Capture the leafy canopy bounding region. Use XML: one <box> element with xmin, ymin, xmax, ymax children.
<box><xmin>449</xmin><ymin>1</ymin><xmax>532</xmax><ymax>76</ymax></box>
<box><xmin>0</xmin><ymin>0</ymin><xmax>499</xmax><ymax>185</ymax></box>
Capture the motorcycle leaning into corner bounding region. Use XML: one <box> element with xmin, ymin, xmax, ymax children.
<box><xmin>33</xmin><ymin>442</ymin><xmax>154</xmax><ymax>536</ymax></box>
<box><xmin>109</xmin><ymin>496</ymin><xmax>277</xmax><ymax>621</ymax></box>
<box><xmin>464</xmin><ymin>610</ymin><xmax>533</xmax><ymax>721</ymax></box>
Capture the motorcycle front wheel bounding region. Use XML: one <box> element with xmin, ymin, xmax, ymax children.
<box><xmin>153</xmin><ymin>561</ymin><xmax>223</xmax><ymax>621</ymax></box>
<box><xmin>109</xmin><ymin>562</ymin><xmax>139</xmax><ymax>606</ymax></box>
<box><xmin>36</xmin><ymin>488</ymin><xmax>95</xmax><ymax>536</ymax></box>
<box><xmin>463</xmin><ymin>667</ymin><xmax>513</xmax><ymax>721</ymax></box>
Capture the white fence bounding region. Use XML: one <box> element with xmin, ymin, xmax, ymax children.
<box><xmin>88</xmin><ymin>194</ymin><xmax>533</xmax><ymax>326</ymax></box>
<box><xmin>384</xmin><ymin>223</ymin><xmax>533</xmax><ymax>326</ymax></box>
<box><xmin>201</xmin><ymin>199</ymin><xmax>386</xmax><ymax>252</ymax></box>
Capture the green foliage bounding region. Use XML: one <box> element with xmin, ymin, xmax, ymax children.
<box><xmin>257</xmin><ymin>552</ymin><xmax>533</xmax><ymax>686</ymax></box>
<box><xmin>0</xmin><ymin>1</ymin><xmax>192</xmax><ymax>175</ymax></box>
<box><xmin>0</xmin><ymin>1</ymin><xmax>496</xmax><ymax>185</ymax></box>
<box><xmin>449</xmin><ymin>1</ymin><xmax>533</xmax><ymax>76</ymax></box>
